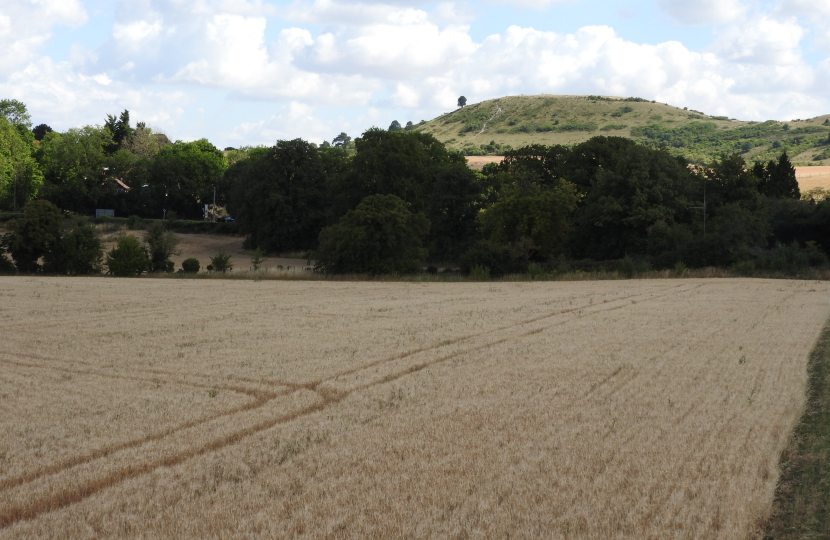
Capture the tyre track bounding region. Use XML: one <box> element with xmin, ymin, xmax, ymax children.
<box><xmin>0</xmin><ymin>282</ymin><xmax>696</xmax><ymax>529</ymax></box>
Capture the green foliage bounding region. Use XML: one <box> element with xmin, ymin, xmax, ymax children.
<box><xmin>388</xmin><ymin>120</ymin><xmax>402</xmax><ymax>132</ymax></box>
<box><xmin>228</xmin><ymin>139</ymin><xmax>329</xmax><ymax>253</ymax></box>
<box><xmin>469</xmin><ymin>264</ymin><xmax>491</xmax><ymax>280</ymax></box>
<box><xmin>181</xmin><ymin>258</ymin><xmax>200</xmax><ymax>273</ymax></box>
<box><xmin>148</xmin><ymin>139</ymin><xmax>226</xmax><ymax>219</ymax></box>
<box><xmin>250</xmin><ymin>247</ymin><xmax>267</xmax><ymax>271</ymax></box>
<box><xmin>753</xmin><ymin>151</ymin><xmax>800</xmax><ymax>199</ymax></box>
<box><xmin>32</xmin><ymin>124</ymin><xmax>53</xmax><ymax>141</ymax></box>
<box><xmin>565</xmin><ymin>137</ymin><xmax>697</xmax><ymax>260</ymax></box>
<box><xmin>1</xmin><ymin>199</ymin><xmax>62</xmax><ymax>272</ymax></box>
<box><xmin>105</xmin><ymin>235</ymin><xmax>150</xmax><ymax>276</ymax></box>
<box><xmin>144</xmin><ymin>223</ymin><xmax>179</xmax><ymax>272</ymax></box>
<box><xmin>0</xmin><ymin>99</ymin><xmax>31</xmax><ymax>130</ymax></box>
<box><xmin>480</xmin><ymin>168</ymin><xmax>580</xmax><ymax>258</ymax></box>
<box><xmin>754</xmin><ymin>242</ymin><xmax>828</xmax><ymax>273</ymax></box>
<box><xmin>315</xmin><ymin>194</ymin><xmax>430</xmax><ymax>275</ymax></box>
<box><xmin>44</xmin><ymin>221</ymin><xmax>103</xmax><ymax>275</ymax></box>
<box><xmin>458</xmin><ymin>240</ymin><xmax>528</xmax><ymax>277</ymax></box>
<box><xmin>600</xmin><ymin>124</ymin><xmax>628</xmax><ymax>131</ymax></box>
<box><xmin>457</xmin><ymin>96</ymin><xmax>467</xmax><ymax>107</ymax></box>
<box><xmin>0</xmin><ymin>115</ymin><xmax>43</xmax><ymax>210</ymax></box>
<box><xmin>209</xmin><ymin>251</ymin><xmax>233</xmax><ymax>272</ymax></box>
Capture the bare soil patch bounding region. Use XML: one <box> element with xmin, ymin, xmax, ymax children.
<box><xmin>1</xmin><ymin>278</ymin><xmax>828</xmax><ymax>538</ymax></box>
<box><xmin>465</xmin><ymin>156</ymin><xmax>503</xmax><ymax>169</ymax></box>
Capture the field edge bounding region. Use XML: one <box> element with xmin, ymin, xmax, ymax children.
<box><xmin>761</xmin><ymin>317</ymin><xmax>830</xmax><ymax>538</ymax></box>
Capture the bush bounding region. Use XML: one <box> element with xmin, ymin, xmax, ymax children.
<box><xmin>2</xmin><ymin>200</ymin><xmax>63</xmax><ymax>273</ymax></box>
<box><xmin>754</xmin><ymin>242</ymin><xmax>828</xmax><ymax>273</ymax></box>
<box><xmin>145</xmin><ymin>224</ymin><xmax>179</xmax><ymax>272</ymax></box>
<box><xmin>616</xmin><ymin>255</ymin><xmax>650</xmax><ymax>278</ymax></box>
<box><xmin>315</xmin><ymin>194</ymin><xmax>430</xmax><ymax>275</ymax></box>
<box><xmin>469</xmin><ymin>265</ymin><xmax>491</xmax><ymax>280</ymax></box>
<box><xmin>106</xmin><ymin>236</ymin><xmax>150</xmax><ymax>276</ymax></box>
<box><xmin>209</xmin><ymin>251</ymin><xmax>233</xmax><ymax>272</ymax></box>
<box><xmin>181</xmin><ymin>258</ymin><xmax>200</xmax><ymax>273</ymax></box>
<box><xmin>126</xmin><ymin>215</ymin><xmax>143</xmax><ymax>230</ymax></box>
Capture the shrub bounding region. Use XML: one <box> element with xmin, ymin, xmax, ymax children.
<box><xmin>2</xmin><ymin>200</ymin><xmax>63</xmax><ymax>273</ymax></box>
<box><xmin>469</xmin><ymin>265</ymin><xmax>491</xmax><ymax>280</ymax></box>
<box><xmin>126</xmin><ymin>215</ymin><xmax>143</xmax><ymax>230</ymax></box>
<box><xmin>145</xmin><ymin>224</ymin><xmax>179</xmax><ymax>272</ymax></box>
<box><xmin>250</xmin><ymin>248</ymin><xmax>267</xmax><ymax>271</ymax></box>
<box><xmin>209</xmin><ymin>251</ymin><xmax>233</xmax><ymax>272</ymax></box>
<box><xmin>182</xmin><ymin>258</ymin><xmax>200</xmax><ymax>273</ymax></box>
<box><xmin>106</xmin><ymin>236</ymin><xmax>150</xmax><ymax>276</ymax></box>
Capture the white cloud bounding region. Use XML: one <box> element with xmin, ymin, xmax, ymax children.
<box><xmin>657</xmin><ymin>0</ymin><xmax>746</xmax><ymax>25</ymax></box>
<box><xmin>713</xmin><ymin>16</ymin><xmax>805</xmax><ymax>65</ymax></box>
<box><xmin>0</xmin><ymin>0</ymin><xmax>87</xmax><ymax>75</ymax></box>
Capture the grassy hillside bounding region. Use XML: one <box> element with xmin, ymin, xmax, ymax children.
<box><xmin>414</xmin><ymin>95</ymin><xmax>830</xmax><ymax>165</ymax></box>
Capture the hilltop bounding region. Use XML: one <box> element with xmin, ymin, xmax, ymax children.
<box><xmin>414</xmin><ymin>95</ymin><xmax>830</xmax><ymax>165</ymax></box>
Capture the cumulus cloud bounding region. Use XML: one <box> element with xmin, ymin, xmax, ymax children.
<box><xmin>713</xmin><ymin>16</ymin><xmax>806</xmax><ymax>65</ymax></box>
<box><xmin>0</xmin><ymin>0</ymin><xmax>87</xmax><ymax>74</ymax></box>
<box><xmin>657</xmin><ymin>0</ymin><xmax>746</xmax><ymax>25</ymax></box>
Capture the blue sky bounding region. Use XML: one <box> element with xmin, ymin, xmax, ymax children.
<box><xmin>1</xmin><ymin>0</ymin><xmax>828</xmax><ymax>148</ymax></box>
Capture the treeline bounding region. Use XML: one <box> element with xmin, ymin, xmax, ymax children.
<box><xmin>2</xmin><ymin>97</ymin><xmax>830</xmax><ymax>277</ymax></box>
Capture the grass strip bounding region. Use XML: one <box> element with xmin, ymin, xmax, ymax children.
<box><xmin>763</xmin><ymin>320</ymin><xmax>830</xmax><ymax>538</ymax></box>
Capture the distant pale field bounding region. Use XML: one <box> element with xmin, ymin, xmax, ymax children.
<box><xmin>1</xmin><ymin>278</ymin><xmax>829</xmax><ymax>538</ymax></box>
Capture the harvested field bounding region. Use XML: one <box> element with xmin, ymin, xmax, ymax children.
<box><xmin>1</xmin><ymin>277</ymin><xmax>829</xmax><ymax>538</ymax></box>
<box><xmin>795</xmin><ymin>166</ymin><xmax>830</xmax><ymax>191</ymax></box>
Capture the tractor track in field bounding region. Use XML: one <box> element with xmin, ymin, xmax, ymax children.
<box><xmin>0</xmin><ymin>282</ymin><xmax>699</xmax><ymax>530</ymax></box>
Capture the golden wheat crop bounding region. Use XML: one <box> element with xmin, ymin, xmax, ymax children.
<box><xmin>1</xmin><ymin>277</ymin><xmax>829</xmax><ymax>539</ymax></box>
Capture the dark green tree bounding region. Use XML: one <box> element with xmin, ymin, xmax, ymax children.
<box><xmin>315</xmin><ymin>194</ymin><xmax>430</xmax><ymax>274</ymax></box>
<box><xmin>227</xmin><ymin>139</ymin><xmax>328</xmax><ymax>253</ymax></box>
<box><xmin>104</xmin><ymin>110</ymin><xmax>135</xmax><ymax>153</ymax></box>
<box><xmin>480</xmin><ymin>167</ymin><xmax>580</xmax><ymax>258</ymax></box>
<box><xmin>332</xmin><ymin>132</ymin><xmax>352</xmax><ymax>148</ymax></box>
<box><xmin>756</xmin><ymin>151</ymin><xmax>799</xmax><ymax>199</ymax></box>
<box><xmin>388</xmin><ymin>120</ymin><xmax>402</xmax><ymax>132</ymax></box>
<box><xmin>565</xmin><ymin>137</ymin><xmax>697</xmax><ymax>260</ymax></box>
<box><xmin>1</xmin><ymin>199</ymin><xmax>62</xmax><ymax>272</ymax></box>
<box><xmin>44</xmin><ymin>221</ymin><xmax>103</xmax><ymax>275</ymax></box>
<box><xmin>457</xmin><ymin>96</ymin><xmax>467</xmax><ymax>107</ymax></box>
<box><xmin>32</xmin><ymin>124</ymin><xmax>53</xmax><ymax>141</ymax></box>
<box><xmin>147</xmin><ymin>139</ymin><xmax>226</xmax><ymax>219</ymax></box>
<box><xmin>405</xmin><ymin>121</ymin><xmax>415</xmax><ymax>131</ymax></box>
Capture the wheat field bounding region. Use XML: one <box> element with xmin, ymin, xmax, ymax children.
<box><xmin>1</xmin><ymin>277</ymin><xmax>829</xmax><ymax>539</ymax></box>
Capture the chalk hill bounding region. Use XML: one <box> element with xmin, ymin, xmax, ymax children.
<box><xmin>414</xmin><ymin>95</ymin><xmax>830</xmax><ymax>165</ymax></box>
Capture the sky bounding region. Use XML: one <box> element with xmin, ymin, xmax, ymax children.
<box><xmin>1</xmin><ymin>0</ymin><xmax>829</xmax><ymax>149</ymax></box>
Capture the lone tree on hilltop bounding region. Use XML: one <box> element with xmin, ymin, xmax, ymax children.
<box><xmin>457</xmin><ymin>96</ymin><xmax>467</xmax><ymax>108</ymax></box>
<box><xmin>388</xmin><ymin>120</ymin><xmax>402</xmax><ymax>132</ymax></box>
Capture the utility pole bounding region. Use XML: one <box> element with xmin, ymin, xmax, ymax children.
<box><xmin>212</xmin><ymin>186</ymin><xmax>216</xmax><ymax>223</ymax></box>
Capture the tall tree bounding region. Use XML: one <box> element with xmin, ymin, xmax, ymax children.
<box><xmin>756</xmin><ymin>151</ymin><xmax>799</xmax><ymax>199</ymax></box>
<box><xmin>457</xmin><ymin>96</ymin><xmax>467</xmax><ymax>107</ymax></box>
<box><xmin>388</xmin><ymin>120</ymin><xmax>402</xmax><ymax>132</ymax></box>
<box><xmin>0</xmin><ymin>99</ymin><xmax>32</xmax><ymax>132</ymax></box>
<box><xmin>32</xmin><ymin>124</ymin><xmax>53</xmax><ymax>141</ymax></box>
<box><xmin>332</xmin><ymin>132</ymin><xmax>352</xmax><ymax>148</ymax></box>
<box><xmin>228</xmin><ymin>139</ymin><xmax>328</xmax><ymax>253</ymax></box>
<box><xmin>1</xmin><ymin>199</ymin><xmax>63</xmax><ymax>272</ymax></box>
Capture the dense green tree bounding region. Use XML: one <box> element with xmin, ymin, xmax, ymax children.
<box><xmin>388</xmin><ymin>120</ymin><xmax>402</xmax><ymax>132</ymax></box>
<box><xmin>425</xmin><ymin>162</ymin><xmax>484</xmax><ymax>260</ymax></box>
<box><xmin>754</xmin><ymin>151</ymin><xmax>800</xmax><ymax>199</ymax></box>
<box><xmin>480</xmin><ymin>167</ymin><xmax>580</xmax><ymax>258</ymax></box>
<box><xmin>1</xmin><ymin>199</ymin><xmax>63</xmax><ymax>272</ymax></box>
<box><xmin>405</xmin><ymin>121</ymin><xmax>415</xmax><ymax>131</ymax></box>
<box><xmin>227</xmin><ymin>139</ymin><xmax>327</xmax><ymax>252</ymax></box>
<box><xmin>315</xmin><ymin>194</ymin><xmax>430</xmax><ymax>274</ymax></box>
<box><xmin>34</xmin><ymin>126</ymin><xmax>112</xmax><ymax>214</ymax></box>
<box><xmin>0</xmin><ymin>99</ymin><xmax>32</xmax><ymax>135</ymax></box>
<box><xmin>565</xmin><ymin>137</ymin><xmax>697</xmax><ymax>260</ymax></box>
<box><xmin>105</xmin><ymin>235</ymin><xmax>150</xmax><ymax>276</ymax></box>
<box><xmin>457</xmin><ymin>96</ymin><xmax>467</xmax><ymax>107</ymax></box>
<box><xmin>0</xmin><ymin>116</ymin><xmax>43</xmax><ymax>210</ymax></box>
<box><xmin>147</xmin><ymin>139</ymin><xmax>226</xmax><ymax>219</ymax></box>
<box><xmin>32</xmin><ymin>124</ymin><xmax>53</xmax><ymax>141</ymax></box>
<box><xmin>43</xmin><ymin>221</ymin><xmax>103</xmax><ymax>275</ymax></box>
<box><xmin>332</xmin><ymin>132</ymin><xmax>352</xmax><ymax>148</ymax></box>
<box><xmin>104</xmin><ymin>110</ymin><xmax>135</xmax><ymax>153</ymax></box>
<box><xmin>499</xmin><ymin>144</ymin><xmax>569</xmax><ymax>188</ymax></box>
